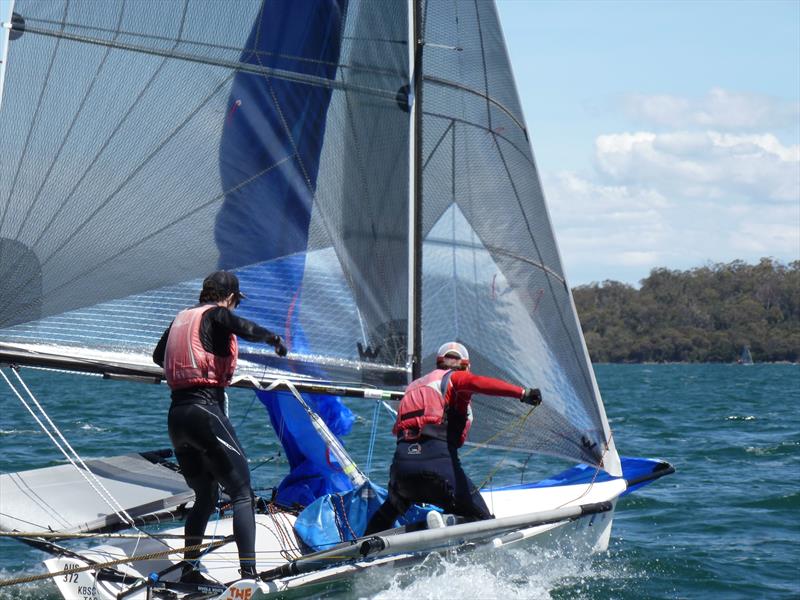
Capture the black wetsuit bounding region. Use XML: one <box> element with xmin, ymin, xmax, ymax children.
<box><xmin>153</xmin><ymin>304</ymin><xmax>280</xmax><ymax>573</ymax></box>
<box><xmin>363</xmin><ymin>437</ymin><xmax>492</xmax><ymax>535</ymax></box>
<box><xmin>364</xmin><ymin>370</ymin><xmax>522</xmax><ymax>536</ymax></box>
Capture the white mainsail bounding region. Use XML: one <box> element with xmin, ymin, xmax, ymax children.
<box><xmin>0</xmin><ymin>0</ymin><xmax>619</xmax><ymax>474</ymax></box>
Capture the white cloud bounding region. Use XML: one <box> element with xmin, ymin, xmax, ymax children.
<box><xmin>544</xmin><ymin>171</ymin><xmax>674</xmax><ymax>275</ymax></box>
<box><xmin>595</xmin><ymin>131</ymin><xmax>799</xmax><ymax>202</ymax></box>
<box><xmin>540</xmin><ymin>88</ymin><xmax>800</xmax><ymax>284</ymax></box>
<box><xmin>542</xmin><ymin>170</ymin><xmax>800</xmax><ymax>286</ymax></box>
<box><xmin>624</xmin><ymin>87</ymin><xmax>800</xmax><ymax>130</ymax></box>
<box><xmin>617</xmin><ymin>251</ymin><xmax>661</xmax><ymax>267</ymax></box>
<box><xmin>729</xmin><ymin>204</ymin><xmax>800</xmax><ymax>255</ymax></box>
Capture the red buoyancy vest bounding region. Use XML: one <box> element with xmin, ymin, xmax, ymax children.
<box><xmin>164</xmin><ymin>305</ymin><xmax>238</xmax><ymax>390</ymax></box>
<box><xmin>393</xmin><ymin>369</ymin><xmax>472</xmax><ymax>446</ymax></box>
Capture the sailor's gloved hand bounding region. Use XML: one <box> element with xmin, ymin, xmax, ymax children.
<box><xmin>520</xmin><ymin>387</ymin><xmax>542</xmax><ymax>407</ymax></box>
<box><xmin>272</xmin><ymin>336</ymin><xmax>288</xmax><ymax>357</ymax></box>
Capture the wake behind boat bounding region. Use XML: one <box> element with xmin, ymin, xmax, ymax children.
<box><xmin>0</xmin><ymin>0</ymin><xmax>672</xmax><ymax>598</ymax></box>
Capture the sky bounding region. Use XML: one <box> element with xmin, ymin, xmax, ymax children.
<box><xmin>1</xmin><ymin>1</ymin><xmax>798</xmax><ymax>286</ymax></box>
<box><xmin>496</xmin><ymin>0</ymin><xmax>800</xmax><ymax>285</ymax></box>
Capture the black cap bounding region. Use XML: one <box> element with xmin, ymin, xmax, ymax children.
<box><xmin>202</xmin><ymin>271</ymin><xmax>246</xmax><ymax>300</ymax></box>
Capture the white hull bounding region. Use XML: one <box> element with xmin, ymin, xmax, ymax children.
<box><xmin>44</xmin><ymin>478</ymin><xmax>624</xmax><ymax>600</ymax></box>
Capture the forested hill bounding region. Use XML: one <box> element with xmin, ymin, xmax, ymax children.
<box><xmin>572</xmin><ymin>259</ymin><xmax>799</xmax><ymax>363</ymax></box>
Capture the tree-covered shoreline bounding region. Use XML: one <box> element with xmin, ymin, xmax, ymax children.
<box><xmin>572</xmin><ymin>258</ymin><xmax>799</xmax><ymax>363</ymax></box>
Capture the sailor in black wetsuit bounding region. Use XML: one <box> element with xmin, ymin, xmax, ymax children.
<box><xmin>152</xmin><ymin>271</ymin><xmax>287</xmax><ymax>583</ymax></box>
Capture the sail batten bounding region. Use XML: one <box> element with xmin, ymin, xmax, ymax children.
<box><xmin>18</xmin><ymin>15</ymin><xmax>408</xmax><ymax>75</ymax></box>
<box><xmin>423</xmin><ymin>75</ymin><xmax>528</xmax><ymax>136</ymax></box>
<box><xmin>9</xmin><ymin>23</ymin><xmax>403</xmax><ymax>101</ymax></box>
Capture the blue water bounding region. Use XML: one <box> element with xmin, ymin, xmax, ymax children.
<box><xmin>1</xmin><ymin>364</ymin><xmax>798</xmax><ymax>599</ymax></box>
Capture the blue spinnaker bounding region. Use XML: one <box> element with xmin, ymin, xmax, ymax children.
<box><xmin>217</xmin><ymin>0</ymin><xmax>355</xmax><ymax>508</ymax></box>
<box><xmin>216</xmin><ymin>0</ymin><xmax>347</xmax><ymax>267</ymax></box>
<box><xmin>258</xmin><ymin>387</ymin><xmax>356</xmax><ymax>508</ymax></box>
<box><xmin>233</xmin><ymin>259</ymin><xmax>357</xmax><ymax>508</ymax></box>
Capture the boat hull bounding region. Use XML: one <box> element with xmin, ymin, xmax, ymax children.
<box><xmin>44</xmin><ymin>479</ymin><xmax>623</xmax><ymax>599</ymax></box>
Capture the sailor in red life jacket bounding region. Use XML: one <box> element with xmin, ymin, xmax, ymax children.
<box><xmin>152</xmin><ymin>271</ymin><xmax>287</xmax><ymax>583</ymax></box>
<box><xmin>364</xmin><ymin>342</ymin><xmax>542</xmax><ymax>535</ymax></box>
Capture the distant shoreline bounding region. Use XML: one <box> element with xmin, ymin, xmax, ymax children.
<box><xmin>573</xmin><ymin>258</ymin><xmax>798</xmax><ymax>364</ymax></box>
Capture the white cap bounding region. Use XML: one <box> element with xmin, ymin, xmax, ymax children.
<box><xmin>436</xmin><ymin>341</ymin><xmax>470</xmax><ymax>369</ymax></box>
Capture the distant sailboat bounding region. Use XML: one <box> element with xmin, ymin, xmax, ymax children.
<box><xmin>739</xmin><ymin>346</ymin><xmax>754</xmax><ymax>365</ymax></box>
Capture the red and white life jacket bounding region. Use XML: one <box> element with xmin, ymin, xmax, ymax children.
<box><xmin>393</xmin><ymin>369</ymin><xmax>473</xmax><ymax>446</ymax></box>
<box><xmin>163</xmin><ymin>305</ymin><xmax>238</xmax><ymax>390</ymax></box>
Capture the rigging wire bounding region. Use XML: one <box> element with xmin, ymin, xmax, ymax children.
<box><xmin>234</xmin><ymin>391</ymin><xmax>259</xmax><ymax>428</ymax></box>
<box><xmin>464</xmin><ymin>404</ymin><xmax>539</xmax><ymax>491</ymax></box>
<box><xmin>0</xmin><ymin>366</ymin><xmax>136</xmax><ymax>528</ymax></box>
<box><xmin>0</xmin><ymin>536</ymin><xmax>233</xmax><ymax>589</ymax></box>
<box><xmin>463</xmin><ymin>401</ymin><xmax>617</xmax><ymax>511</ymax></box>
<box><xmin>381</xmin><ymin>399</ymin><xmax>398</xmax><ymax>417</ymax></box>
<box><xmin>364</xmin><ymin>399</ymin><xmax>381</xmax><ymax>475</ymax></box>
<box><xmin>0</xmin><ymin>531</ymin><xmax>227</xmax><ymax>540</ymax></box>
<box><xmin>0</xmin><ymin>366</ymin><xmax>181</xmax><ymax>554</ymax></box>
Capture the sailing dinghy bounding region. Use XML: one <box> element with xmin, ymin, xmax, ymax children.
<box><xmin>0</xmin><ymin>0</ymin><xmax>673</xmax><ymax>598</ymax></box>
<box><xmin>739</xmin><ymin>345</ymin><xmax>754</xmax><ymax>365</ymax></box>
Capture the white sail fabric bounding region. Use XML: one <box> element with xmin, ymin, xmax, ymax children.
<box><xmin>0</xmin><ymin>0</ymin><xmax>619</xmax><ymax>473</ymax></box>
<box><xmin>419</xmin><ymin>2</ymin><xmax>620</xmax><ymax>474</ymax></box>
<box><xmin>0</xmin><ymin>0</ymin><xmax>410</xmax><ymax>384</ymax></box>
<box><xmin>0</xmin><ymin>452</ymin><xmax>192</xmax><ymax>534</ymax></box>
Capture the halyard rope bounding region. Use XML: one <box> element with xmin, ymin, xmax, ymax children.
<box><xmin>335</xmin><ymin>493</ymin><xmax>358</xmax><ymax>541</ymax></box>
<box><xmin>552</xmin><ymin>431</ymin><xmax>616</xmax><ymax>510</ymax></box>
<box><xmin>460</xmin><ymin>402</ymin><xmax>618</xmax><ymax>512</ymax></box>
<box><xmin>471</xmin><ymin>404</ymin><xmax>538</xmax><ymax>491</ymax></box>
<box><xmin>264</xmin><ymin>503</ymin><xmax>301</xmax><ymax>561</ymax></box>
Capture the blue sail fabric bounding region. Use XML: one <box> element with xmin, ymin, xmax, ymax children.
<box><xmin>258</xmin><ymin>388</ymin><xmax>356</xmax><ymax>508</ymax></box>
<box><xmin>294</xmin><ymin>481</ymin><xmax>434</xmax><ymax>551</ymax></box>
<box><xmin>235</xmin><ymin>258</ymin><xmax>357</xmax><ymax>508</ymax></box>
<box><xmin>216</xmin><ymin>0</ymin><xmax>355</xmax><ymax>508</ymax></box>
<box><xmin>216</xmin><ymin>0</ymin><xmax>347</xmax><ymax>267</ymax></box>
<box><xmin>488</xmin><ymin>456</ymin><xmax>672</xmax><ymax>498</ymax></box>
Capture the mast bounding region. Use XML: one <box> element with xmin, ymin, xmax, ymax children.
<box><xmin>0</xmin><ymin>1</ymin><xmax>15</xmax><ymax>111</ymax></box>
<box><xmin>407</xmin><ymin>0</ymin><xmax>423</xmax><ymax>381</ymax></box>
